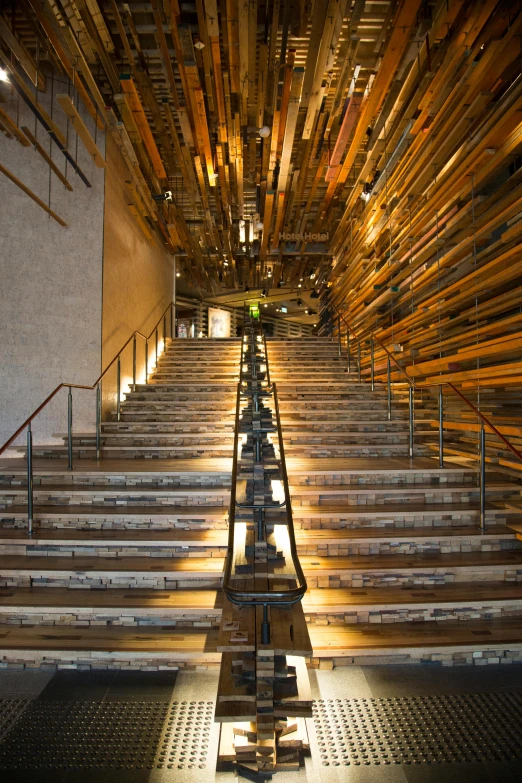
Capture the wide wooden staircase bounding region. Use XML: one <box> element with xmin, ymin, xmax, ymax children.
<box><xmin>1</xmin><ymin>336</ymin><xmax>522</xmax><ymax>670</ymax></box>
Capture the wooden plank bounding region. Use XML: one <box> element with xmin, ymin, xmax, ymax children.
<box><xmin>21</xmin><ymin>127</ymin><xmax>74</xmax><ymax>191</ymax></box>
<box><xmin>56</xmin><ymin>95</ymin><xmax>106</xmax><ymax>168</ymax></box>
<box><xmin>0</xmin><ymin>15</ymin><xmax>45</xmax><ymax>90</ymax></box>
<box><xmin>25</xmin><ymin>0</ymin><xmax>103</xmax><ymax>130</ymax></box>
<box><xmin>119</xmin><ymin>78</ymin><xmax>167</xmax><ymax>180</ymax></box>
<box><xmin>0</xmin><ymin>107</ymin><xmax>31</xmax><ymax>147</ymax></box>
<box><xmin>0</xmin><ymin>162</ymin><xmax>67</xmax><ymax>226</ymax></box>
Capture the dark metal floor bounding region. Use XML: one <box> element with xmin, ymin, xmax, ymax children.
<box><xmin>1</xmin><ymin>665</ymin><xmax>522</xmax><ymax>781</ymax></box>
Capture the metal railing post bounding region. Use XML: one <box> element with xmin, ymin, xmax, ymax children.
<box><xmin>347</xmin><ymin>329</ymin><xmax>351</xmax><ymax>373</ymax></box>
<box><xmin>155</xmin><ymin>326</ymin><xmax>159</xmax><ymax>367</ymax></box>
<box><xmin>163</xmin><ymin>313</ymin><xmax>167</xmax><ymax>347</ymax></box>
<box><xmin>67</xmin><ymin>387</ymin><xmax>73</xmax><ymax>471</ymax></box>
<box><xmin>438</xmin><ymin>385</ymin><xmax>444</xmax><ymax>467</ymax></box>
<box><xmin>116</xmin><ymin>356</ymin><xmax>121</xmax><ymax>422</ymax></box>
<box><xmin>96</xmin><ymin>382</ymin><xmax>101</xmax><ymax>460</ymax></box>
<box><xmin>261</xmin><ymin>603</ymin><xmax>270</xmax><ymax>645</ymax></box>
<box><xmin>145</xmin><ymin>339</ymin><xmax>149</xmax><ymax>385</ymax></box>
<box><xmin>27</xmin><ymin>423</ymin><xmax>34</xmax><ymax>535</ymax></box>
<box><xmin>357</xmin><ymin>341</ymin><xmax>361</xmax><ymax>382</ymax></box>
<box><xmin>171</xmin><ymin>303</ymin><xmax>175</xmax><ymax>339</ymax></box>
<box><xmin>338</xmin><ymin>316</ymin><xmax>342</xmax><ymax>356</ymax></box>
<box><xmin>408</xmin><ymin>385</ymin><xmax>414</xmax><ymax>458</ymax></box>
<box><xmin>387</xmin><ymin>357</ymin><xmax>391</xmax><ymax>420</ymax></box>
<box><xmin>370</xmin><ymin>337</ymin><xmax>375</xmax><ymax>391</ymax></box>
<box><xmin>480</xmin><ymin>423</ymin><xmax>486</xmax><ymax>532</ymax></box>
<box><xmin>132</xmin><ymin>335</ymin><xmax>137</xmax><ymax>390</ymax></box>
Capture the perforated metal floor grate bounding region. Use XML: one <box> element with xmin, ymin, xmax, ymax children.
<box><xmin>313</xmin><ymin>694</ymin><xmax>522</xmax><ymax>766</ymax></box>
<box><xmin>0</xmin><ymin>701</ymin><xmax>30</xmax><ymax>743</ymax></box>
<box><xmin>0</xmin><ymin>699</ymin><xmax>214</xmax><ymax>770</ymax></box>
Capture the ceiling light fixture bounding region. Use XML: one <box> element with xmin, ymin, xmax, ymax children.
<box><xmin>176</xmin><ymin>271</ymin><xmax>181</xmax><ymax>278</ymax></box>
<box><xmin>258</xmin><ymin>126</ymin><xmax>271</xmax><ymax>138</ymax></box>
<box><xmin>152</xmin><ymin>190</ymin><xmax>172</xmax><ymax>202</ymax></box>
<box><xmin>0</xmin><ymin>68</ymin><xmax>9</xmax><ymax>83</ymax></box>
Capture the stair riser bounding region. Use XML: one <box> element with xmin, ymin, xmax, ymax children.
<box><xmin>306</xmin><ymin>569</ymin><xmax>522</xmax><ymax>589</ymax></box>
<box><xmin>0</xmin><ymin>574</ymin><xmax>222</xmax><ymax>590</ymax></box>
<box><xmin>0</xmin><ymin>611</ymin><xmax>220</xmax><ymax>629</ymax></box>
<box><xmin>0</xmin><ymin>544</ymin><xmax>228</xmax><ymax>558</ymax></box>
<box><xmin>285</xmin><ymin>446</ymin><xmax>411</xmax><ymax>457</ymax></box>
<box><xmin>0</xmin><ymin>538</ymin><xmax>516</xmax><ymax>559</ymax></box>
<box><xmin>294</xmin><ymin>513</ymin><xmax>508</xmax><ymax>529</ymax></box>
<box><xmin>290</xmin><ymin>469</ymin><xmax>474</xmax><ymax>486</ymax></box>
<box><xmin>30</xmin><ymin>447</ymin><xmax>233</xmax><ymax>459</ymax></box>
<box><xmin>3</xmin><ymin>603</ymin><xmax>522</xmax><ymax>629</ymax></box>
<box><xmin>0</xmin><ymin>651</ymin><xmax>220</xmax><ymax>671</ymax></box>
<box><xmin>0</xmin><ymin>494</ymin><xmax>229</xmax><ymax>509</ymax></box>
<box><xmin>70</xmin><ymin>436</ymin><xmax>235</xmax><ymax>445</ymax></box>
<box><xmin>0</xmin><ymin>516</ymin><xmax>227</xmax><ymax>530</ymax></box>
<box><xmin>292</xmin><ymin>491</ymin><xmax>484</xmax><ymax>505</ymax></box>
<box><xmin>296</xmin><ymin>539</ymin><xmax>519</xmax><ymax>557</ymax></box>
<box><xmin>306</xmin><ymin>604</ymin><xmax>522</xmax><ymax>626</ymax></box>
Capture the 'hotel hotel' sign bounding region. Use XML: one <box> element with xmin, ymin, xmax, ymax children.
<box><xmin>279</xmin><ymin>232</ymin><xmax>329</xmax><ymax>242</ymax></box>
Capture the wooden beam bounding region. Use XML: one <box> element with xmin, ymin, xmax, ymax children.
<box><xmin>0</xmin><ymin>162</ymin><xmax>67</xmax><ymax>226</ymax></box>
<box><xmin>56</xmin><ymin>94</ymin><xmax>106</xmax><ymax>168</ymax></box>
<box><xmin>0</xmin><ymin>14</ymin><xmax>45</xmax><ymax>91</ymax></box>
<box><xmin>25</xmin><ymin>0</ymin><xmax>103</xmax><ymax>130</ymax></box>
<box><xmin>21</xmin><ymin>126</ymin><xmax>74</xmax><ymax>191</ymax></box>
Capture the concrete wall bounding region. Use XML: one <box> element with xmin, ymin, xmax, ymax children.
<box><xmin>0</xmin><ymin>74</ymin><xmax>105</xmax><ymax>452</ymax></box>
<box><xmin>0</xmin><ymin>75</ymin><xmax>174</xmax><ymax>452</ymax></box>
<box><xmin>101</xmin><ymin>133</ymin><xmax>174</xmax><ymax>415</ymax></box>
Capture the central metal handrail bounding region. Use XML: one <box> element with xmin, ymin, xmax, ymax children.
<box><xmin>222</xmin><ymin>313</ymin><xmax>307</xmax><ymax>620</ymax></box>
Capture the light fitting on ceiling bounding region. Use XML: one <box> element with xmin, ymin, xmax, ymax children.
<box><xmin>254</xmin><ymin>221</ymin><xmax>264</xmax><ymax>231</ymax></box>
<box><xmin>153</xmin><ymin>190</ymin><xmax>172</xmax><ymax>202</ymax></box>
<box><xmin>176</xmin><ymin>271</ymin><xmax>181</xmax><ymax>278</ymax></box>
<box><xmin>258</xmin><ymin>126</ymin><xmax>271</xmax><ymax>138</ymax></box>
<box><xmin>194</xmin><ymin>39</ymin><xmax>205</xmax><ymax>50</ymax></box>
<box><xmin>0</xmin><ymin>68</ymin><xmax>9</xmax><ymax>82</ymax></box>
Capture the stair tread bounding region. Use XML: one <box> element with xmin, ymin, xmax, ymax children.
<box><xmin>307</xmin><ymin>617</ymin><xmax>522</xmax><ymax>655</ymax></box>
<box><xmin>1</xmin><ymin>501</ymin><xmax>512</xmax><ymax>520</ymax></box>
<box><xmin>0</xmin><ymin>525</ymin><xmax>513</xmax><ymax>545</ymax></box>
<box><xmin>0</xmin><ymin>624</ymin><xmax>219</xmax><ymax>654</ymax></box>
<box><xmin>2</xmin><ymin>550</ymin><xmax>522</xmax><ymax>574</ymax></box>
<box><xmin>0</xmin><ymin>456</ymin><xmax>478</xmax><ymax>476</ymax></box>
<box><xmin>1</xmin><ymin>618</ymin><xmax>522</xmax><ymax>656</ymax></box>
<box><xmin>0</xmin><ymin>457</ymin><xmax>233</xmax><ymax>475</ymax></box>
<box><xmin>3</xmin><ymin>582</ymin><xmax>522</xmax><ymax>613</ymax></box>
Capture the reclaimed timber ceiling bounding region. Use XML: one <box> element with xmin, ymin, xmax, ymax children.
<box><xmin>0</xmin><ymin>0</ymin><xmax>432</xmax><ymax>295</ymax></box>
<box><xmin>3</xmin><ymin>0</ymin><xmax>517</xmax><ymax>310</ymax></box>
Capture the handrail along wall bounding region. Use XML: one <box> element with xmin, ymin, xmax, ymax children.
<box><xmin>0</xmin><ymin>301</ymin><xmax>177</xmax><ymax>534</ymax></box>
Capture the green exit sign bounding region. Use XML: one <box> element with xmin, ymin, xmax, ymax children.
<box><xmin>249</xmin><ymin>304</ymin><xmax>260</xmax><ymax>319</ymax></box>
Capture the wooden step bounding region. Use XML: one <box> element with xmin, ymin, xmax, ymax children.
<box><xmin>0</xmin><ymin>504</ymin><xmax>228</xmax><ymax>526</ymax></box>
<box><xmin>2</xmin><ymin>551</ymin><xmax>522</xmax><ymax>586</ymax></box>
<box><xmin>2</xmin><ymin>617</ymin><xmax>522</xmax><ymax>669</ymax></box>
<box><xmin>0</xmin><ymin>525</ymin><xmax>513</xmax><ymax>548</ymax></box>
<box><xmin>308</xmin><ymin>617</ymin><xmax>522</xmax><ymax>664</ymax></box>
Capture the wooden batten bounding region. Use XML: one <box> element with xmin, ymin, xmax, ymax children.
<box><xmin>0</xmin><ymin>162</ymin><xmax>67</xmax><ymax>226</ymax></box>
<box><xmin>56</xmin><ymin>95</ymin><xmax>106</xmax><ymax>168</ymax></box>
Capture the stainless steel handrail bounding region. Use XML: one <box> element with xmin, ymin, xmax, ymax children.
<box><xmin>321</xmin><ymin>297</ymin><xmax>522</xmax><ymax>531</ymax></box>
<box><xmin>0</xmin><ymin>301</ymin><xmax>176</xmax><ymax>457</ymax></box>
<box><xmin>0</xmin><ymin>300</ymin><xmax>176</xmax><ymax>534</ymax></box>
<box><xmin>327</xmin><ymin>300</ymin><xmax>522</xmax><ymax>463</ymax></box>
<box><xmin>222</xmin><ymin>312</ymin><xmax>307</xmax><ymax>619</ymax></box>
